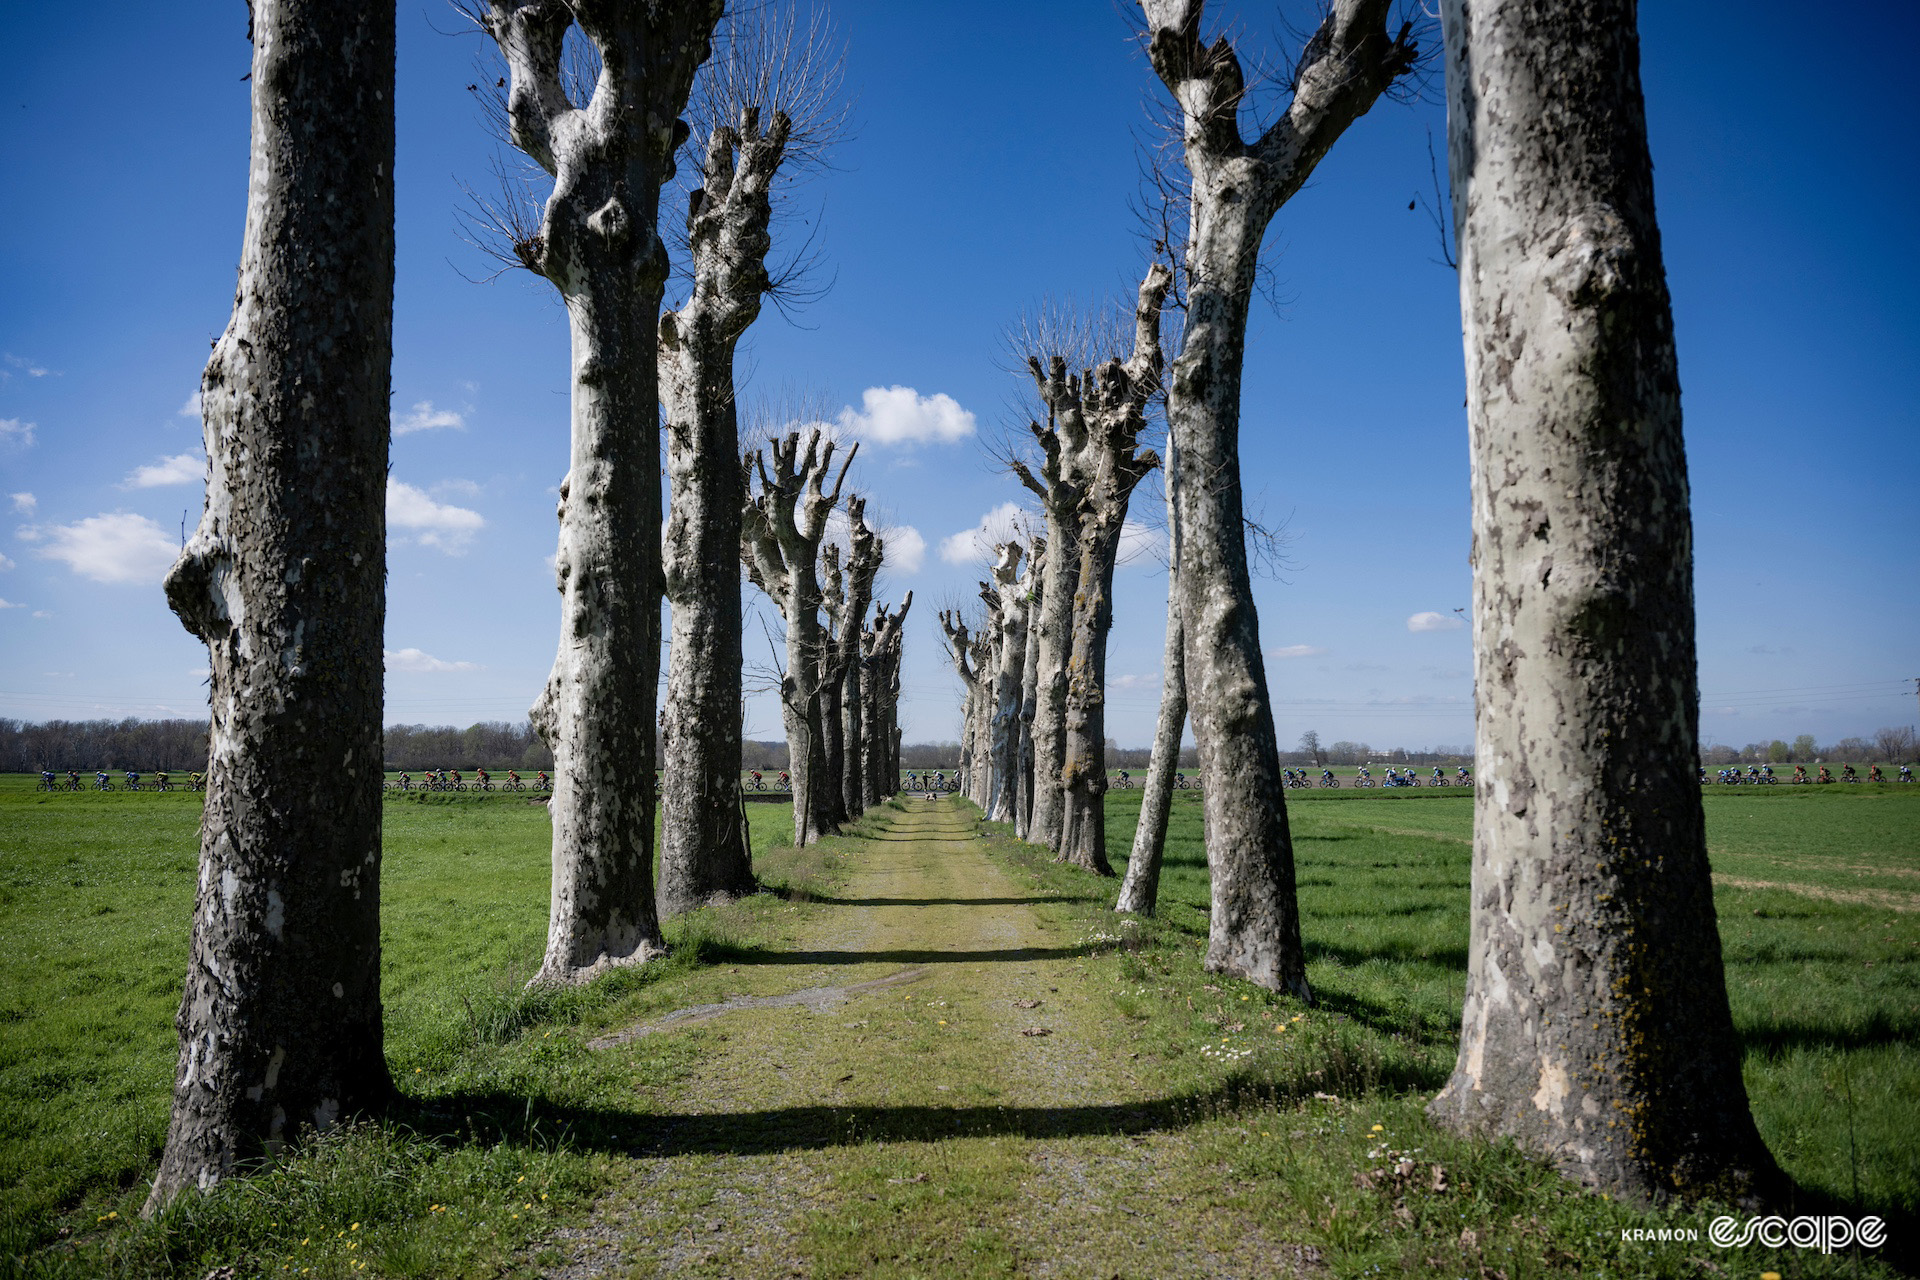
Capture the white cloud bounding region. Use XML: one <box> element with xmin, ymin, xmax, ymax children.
<box><xmin>939</xmin><ymin>502</ymin><xmax>1030</xmax><ymax>565</ymax></box>
<box><xmin>384</xmin><ymin>647</ymin><xmax>481</xmax><ymax>673</ymax></box>
<box><xmin>4</xmin><ymin>353</ymin><xmax>50</xmax><ymax>378</ymax></box>
<box><xmin>394</xmin><ymin>400</ymin><xmax>466</xmax><ymax>436</ymax></box>
<box><xmin>122</xmin><ymin>452</ymin><xmax>205</xmax><ymax>489</ymax></box>
<box><xmin>1117</xmin><ymin>518</ymin><xmax>1158</xmax><ymax>567</ymax></box>
<box><xmin>178</xmin><ymin>391</ymin><xmax>202</xmax><ymax>419</ymax></box>
<box><xmin>1110</xmin><ymin>672</ymin><xmax>1160</xmax><ymax>691</ymax></box>
<box><xmin>387</xmin><ymin>479</ymin><xmax>483</xmax><ymax>553</ymax></box>
<box><xmin>0</xmin><ymin>552</ymin><xmax>13</xmax><ymax>571</ymax></box>
<box><xmin>835</xmin><ymin>386</ymin><xmax>976</xmax><ymax>446</ymax></box>
<box><xmin>884</xmin><ymin>524</ymin><xmax>926</xmax><ymax>574</ymax></box>
<box><xmin>0</xmin><ymin>597</ymin><xmax>23</xmax><ymax>609</ymax></box>
<box><xmin>1407</xmin><ymin>611</ymin><xmax>1465</xmax><ymax>633</ymax></box>
<box><xmin>31</xmin><ymin>610</ymin><xmax>51</xmax><ymax>619</ymax></box>
<box><xmin>10</xmin><ymin>493</ymin><xmax>36</xmax><ymax>514</ymax></box>
<box><xmin>32</xmin><ymin>512</ymin><xmax>178</xmax><ymax>584</ymax></box>
<box><xmin>431</xmin><ymin>478</ymin><xmax>483</xmax><ymax>498</ymax></box>
<box><xmin>0</xmin><ymin>418</ymin><xmax>35</xmax><ymax>450</ymax></box>
<box><xmin>1269</xmin><ymin>645</ymin><xmax>1327</xmax><ymax>659</ymax></box>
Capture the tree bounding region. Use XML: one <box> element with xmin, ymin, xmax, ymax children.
<box><xmin>1139</xmin><ymin>0</ymin><xmax>1416</xmax><ymax>995</ymax></box>
<box><xmin>146</xmin><ymin>0</ymin><xmax>396</xmax><ymax>1212</ymax></box>
<box><xmin>984</xmin><ymin>542</ymin><xmax>1031</xmax><ymax>823</ymax></box>
<box><xmin>1429</xmin><ymin>0</ymin><xmax>1778</xmax><ymax>1202</ymax></box>
<box><xmin>1014</xmin><ymin>535</ymin><xmax>1046</xmax><ymax>838</ymax></box>
<box><xmin>1874</xmin><ymin>725</ymin><xmax>1917</xmax><ymax>763</ymax></box>
<box><xmin>862</xmin><ymin>595</ymin><xmax>913</xmax><ymax>801</ymax></box>
<box><xmin>1116</xmin><ymin>430</ymin><xmax>1185</xmax><ymax>915</ymax></box>
<box><xmin>742</xmin><ymin>428</ymin><xmax>857</xmax><ymax>845</ymax></box>
<box><xmin>1051</xmin><ymin>264</ymin><xmax>1172</xmax><ymax>873</ymax></box>
<box><xmin>824</xmin><ymin>499</ymin><xmax>882</xmax><ymax>820</ymax></box>
<box><xmin>1299</xmin><ymin>730</ymin><xmax>1324</xmax><ymax>768</ymax></box>
<box><xmin>657</xmin><ymin>86</ymin><xmax>797</xmax><ymax>916</ymax></box>
<box><xmin>1790</xmin><ymin>733</ymin><xmax>1817</xmax><ymax>762</ymax></box>
<box><xmin>938</xmin><ymin>607</ymin><xmax>982</xmax><ymax>796</ymax></box>
<box><xmin>1766</xmin><ymin>740</ymin><xmax>1789</xmax><ymax>764</ymax></box>
<box><xmin>480</xmin><ymin>0</ymin><xmax>722</xmax><ymax>984</ymax></box>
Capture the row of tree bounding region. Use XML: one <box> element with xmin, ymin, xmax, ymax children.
<box><xmin>140</xmin><ymin>0</ymin><xmax>902</xmax><ymax>1213</ymax></box>
<box><xmin>934</xmin><ymin>0</ymin><xmax>1783</xmax><ymax>1210</ymax></box>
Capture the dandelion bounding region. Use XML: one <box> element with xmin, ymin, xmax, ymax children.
<box><xmin>415</xmin><ymin>1067</ymin><xmax>422</xmax><ymax>1073</ymax></box>
<box><xmin>1762</xmin><ymin>1273</ymin><xmax>1781</xmax><ymax>1280</ymax></box>
<box><xmin>350</xmin><ymin>1222</ymin><xmax>360</xmax><ymax>1231</ymax></box>
<box><xmin>541</xmin><ymin>1194</ymin><xmax>548</xmax><ymax>1201</ymax></box>
<box><xmin>516</xmin><ymin>1175</ymin><xmax>525</xmax><ymax>1183</ymax></box>
<box><xmin>1240</xmin><ymin>995</ymin><xmax>1249</xmax><ymax>1001</ymax></box>
<box><xmin>1371</xmin><ymin>1124</ymin><xmax>1384</xmax><ymax>1132</ymax></box>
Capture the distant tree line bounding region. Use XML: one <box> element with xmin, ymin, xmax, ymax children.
<box><xmin>1703</xmin><ymin>726</ymin><xmax>1917</xmax><ymax>766</ymax></box>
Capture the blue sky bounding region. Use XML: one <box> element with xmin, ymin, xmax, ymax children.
<box><xmin>0</xmin><ymin>1</ymin><xmax>1914</xmax><ymax>752</ymax></box>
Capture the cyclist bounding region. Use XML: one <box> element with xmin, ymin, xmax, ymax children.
<box><xmin>451</xmin><ymin>769</ymin><xmax>464</xmax><ymax>789</ymax></box>
<box><xmin>1817</xmin><ymin>766</ymin><xmax>1833</xmax><ymax>783</ymax></box>
<box><xmin>1900</xmin><ymin>764</ymin><xmax>1913</xmax><ymax>783</ymax></box>
<box><xmin>125</xmin><ymin>769</ymin><xmax>141</xmax><ymax>791</ymax></box>
<box><xmin>38</xmin><ymin>769</ymin><xmax>55</xmax><ymax>791</ymax></box>
<box><xmin>155</xmin><ymin>769</ymin><xmax>171</xmax><ymax>791</ymax></box>
<box><xmin>397</xmin><ymin>771</ymin><xmax>412</xmax><ymax>790</ymax></box>
<box><xmin>749</xmin><ymin>769</ymin><xmax>764</xmax><ymax>790</ymax></box>
<box><xmin>1357</xmin><ymin>765</ymin><xmax>1372</xmax><ymax>787</ymax></box>
<box><xmin>1841</xmin><ymin>764</ymin><xmax>1857</xmax><ymax>783</ymax></box>
<box><xmin>1457</xmin><ymin>765</ymin><xmax>1472</xmax><ymax>784</ymax></box>
<box><xmin>933</xmin><ymin>770</ymin><xmax>948</xmax><ymax>791</ymax></box>
<box><xmin>476</xmin><ymin>766</ymin><xmax>491</xmax><ymax>791</ymax></box>
<box><xmin>1868</xmin><ymin>764</ymin><xmax>1883</xmax><ymax>783</ymax></box>
<box><xmin>778</xmin><ymin>770</ymin><xmax>791</xmax><ymax>791</ymax></box>
<box><xmin>507</xmin><ymin>769</ymin><xmax>521</xmax><ymax>790</ymax></box>
<box><xmin>188</xmin><ymin>771</ymin><xmax>204</xmax><ymax>791</ymax></box>
<box><xmin>1791</xmin><ymin>764</ymin><xmax>1807</xmax><ymax>783</ymax></box>
<box><xmin>1760</xmin><ymin>765</ymin><xmax>1774</xmax><ymax>783</ymax></box>
<box><xmin>1320</xmin><ymin>768</ymin><xmax>1335</xmax><ymax>786</ymax></box>
<box><xmin>66</xmin><ymin>769</ymin><xmax>80</xmax><ymax>791</ymax></box>
<box><xmin>906</xmin><ymin>770</ymin><xmax>920</xmax><ymax>790</ymax></box>
<box><xmin>537</xmin><ymin>770</ymin><xmax>550</xmax><ymax>791</ymax></box>
<box><xmin>1432</xmin><ymin>766</ymin><xmax>1445</xmax><ymax>784</ymax></box>
<box><xmin>1115</xmin><ymin>768</ymin><xmax>1131</xmax><ymax>790</ymax></box>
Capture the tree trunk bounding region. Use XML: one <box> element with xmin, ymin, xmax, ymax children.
<box><xmin>660</xmin><ymin>112</ymin><xmax>792</xmax><ymax>916</ymax></box>
<box><xmin>968</xmin><ymin>628</ymin><xmax>995</xmax><ymax>807</ymax></box>
<box><xmin>488</xmin><ymin>0</ymin><xmax>722</xmax><ymax>984</ymax></box>
<box><xmin>986</xmin><ymin>545</ymin><xmax>1028</xmax><ymax>823</ymax></box>
<box><xmin>1428</xmin><ymin>0</ymin><xmax>1777</xmax><ymax>1204</ymax></box>
<box><xmin>1014</xmin><ymin>536</ymin><xmax>1044</xmax><ymax>838</ymax></box>
<box><xmin>1117</xmin><ymin>440</ymin><xmax>1185</xmax><ymax>915</ymax></box>
<box><xmin>1025</xmin><ymin>509</ymin><xmax>1079</xmax><ymax>847</ymax></box>
<box><xmin>1058</xmin><ymin>527</ymin><xmax>1121</xmax><ymax>873</ymax></box>
<box><xmin>742</xmin><ymin>430</ymin><xmax>855</xmax><ymax>846</ymax></box>
<box><xmin>840</xmin><ymin>658</ymin><xmax>863</xmax><ymax>816</ymax></box>
<box><xmin>147</xmin><ymin>0</ymin><xmax>395</xmax><ymax>1212</ymax></box>
<box><xmin>1141</xmin><ymin>0</ymin><xmax>1413</xmax><ymax>996</ymax></box>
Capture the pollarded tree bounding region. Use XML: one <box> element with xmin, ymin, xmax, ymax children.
<box><xmin>481</xmin><ymin>0</ymin><xmax>723</xmax><ymax>984</ymax></box>
<box><xmin>1428</xmin><ymin>0</ymin><xmax>1778</xmax><ymax>1203</ymax></box>
<box><xmin>938</xmin><ymin>607</ymin><xmax>981</xmax><ymax>796</ymax></box>
<box><xmin>1139</xmin><ymin>0</ymin><xmax>1416</xmax><ymax>996</ymax></box>
<box><xmin>862</xmin><ymin>595</ymin><xmax>913</xmax><ymax>800</ymax></box>
<box><xmin>148</xmin><ymin>0</ymin><xmax>395</xmax><ymax>1212</ymax></box>
<box><xmin>985</xmin><ymin>542</ymin><xmax>1030</xmax><ymax>823</ymax></box>
<box><xmin>1054</xmin><ymin>265</ymin><xmax>1171</xmax><ymax>873</ymax></box>
<box><xmin>1014</xmin><ymin>534</ymin><xmax>1046</xmax><ymax>838</ymax></box>
<box><xmin>657</xmin><ymin>105</ymin><xmax>791</xmax><ymax>916</ymax></box>
<box><xmin>819</xmin><ymin>499</ymin><xmax>882</xmax><ymax>824</ymax></box>
<box><xmin>1116</xmin><ymin>430</ymin><xmax>1185</xmax><ymax>915</ymax></box>
<box><xmin>741</xmin><ymin>428</ymin><xmax>856</xmax><ymax>844</ymax></box>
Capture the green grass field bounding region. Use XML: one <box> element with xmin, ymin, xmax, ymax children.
<box><xmin>1</xmin><ymin>776</ymin><xmax>1914</xmax><ymax>1277</ymax></box>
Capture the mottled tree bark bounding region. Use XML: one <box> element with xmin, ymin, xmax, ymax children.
<box><xmin>742</xmin><ymin>430</ymin><xmax>854</xmax><ymax>845</ymax></box>
<box><xmin>985</xmin><ymin>544</ymin><xmax>1030</xmax><ymax>823</ymax></box>
<box><xmin>1141</xmin><ymin>0</ymin><xmax>1414</xmax><ymax>995</ymax></box>
<box><xmin>1056</xmin><ymin>265</ymin><xmax>1170</xmax><ymax>874</ymax></box>
<box><xmin>818</xmin><ymin>545</ymin><xmax>850</xmax><ymax>828</ymax></box>
<box><xmin>1428</xmin><ymin>0</ymin><xmax>1777</xmax><ymax>1204</ymax></box>
<box><xmin>822</xmin><ymin>502</ymin><xmax>882</xmax><ymax>821</ymax></box>
<box><xmin>659</xmin><ymin>107</ymin><xmax>792</xmax><ymax>916</ymax></box>
<box><xmin>1117</xmin><ymin>436</ymin><xmax>1186</xmax><ymax>915</ymax></box>
<box><xmin>1014</xmin><ymin>536</ymin><xmax>1045</xmax><ymax>838</ymax></box>
<box><xmin>939</xmin><ymin>608</ymin><xmax>980</xmax><ymax>797</ymax></box>
<box><xmin>967</xmin><ymin>624</ymin><xmax>994</xmax><ymax>807</ymax></box>
<box><xmin>863</xmin><ymin>596</ymin><xmax>912</xmax><ymax>799</ymax></box>
<box><xmin>147</xmin><ymin>0</ymin><xmax>395</xmax><ymax>1212</ymax></box>
<box><xmin>486</xmin><ymin>0</ymin><xmax>722</xmax><ymax>984</ymax></box>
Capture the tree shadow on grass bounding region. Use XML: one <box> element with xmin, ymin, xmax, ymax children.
<box><xmin>1736</xmin><ymin>1011</ymin><xmax>1920</xmax><ymax>1057</ymax></box>
<box><xmin>797</xmin><ymin>895</ymin><xmax>1063</xmax><ymax>908</ymax></box>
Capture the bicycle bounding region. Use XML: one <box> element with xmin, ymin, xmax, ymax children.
<box><xmin>94</xmin><ymin>776</ymin><xmax>114</xmax><ymax>791</ymax></box>
<box><xmin>36</xmin><ymin>773</ymin><xmax>57</xmax><ymax>792</ymax></box>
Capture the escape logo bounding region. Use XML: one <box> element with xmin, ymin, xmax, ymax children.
<box><xmin>1706</xmin><ymin>1215</ymin><xmax>1887</xmax><ymax>1253</ymax></box>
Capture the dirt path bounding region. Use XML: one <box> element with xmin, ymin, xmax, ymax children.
<box><xmin>541</xmin><ymin>798</ymin><xmax>1319</xmax><ymax>1279</ymax></box>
